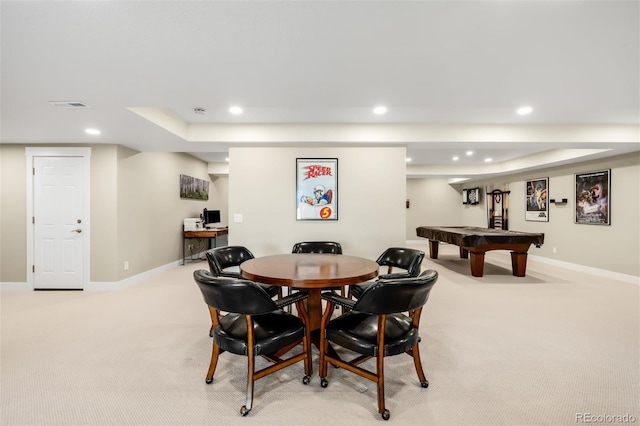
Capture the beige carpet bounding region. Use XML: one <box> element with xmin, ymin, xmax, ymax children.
<box><xmin>1</xmin><ymin>243</ymin><xmax>638</xmax><ymax>425</ymax></box>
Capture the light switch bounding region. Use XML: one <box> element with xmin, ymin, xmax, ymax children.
<box><xmin>233</xmin><ymin>213</ymin><xmax>243</xmax><ymax>223</ymax></box>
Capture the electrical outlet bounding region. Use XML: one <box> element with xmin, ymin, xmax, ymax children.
<box><xmin>124</xmin><ymin>261</ymin><xmax>129</xmax><ymax>270</ymax></box>
<box><xmin>552</xmin><ymin>247</ymin><xmax>557</xmax><ymax>254</ymax></box>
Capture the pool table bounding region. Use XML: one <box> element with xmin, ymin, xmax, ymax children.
<box><xmin>416</xmin><ymin>226</ymin><xmax>544</xmax><ymax>277</ymax></box>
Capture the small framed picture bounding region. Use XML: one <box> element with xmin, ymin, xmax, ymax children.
<box><xmin>575</xmin><ymin>169</ymin><xmax>610</xmax><ymax>225</ymax></box>
<box><xmin>179</xmin><ymin>174</ymin><xmax>209</xmax><ymax>200</ymax></box>
<box><xmin>526</xmin><ymin>178</ymin><xmax>549</xmax><ymax>222</ymax></box>
<box><xmin>296</xmin><ymin>158</ymin><xmax>338</xmax><ymax>220</ymax></box>
<box><xmin>467</xmin><ymin>187</ymin><xmax>480</xmax><ymax>205</ymax></box>
<box><xmin>462</xmin><ymin>189</ymin><xmax>468</xmax><ymax>205</ymax></box>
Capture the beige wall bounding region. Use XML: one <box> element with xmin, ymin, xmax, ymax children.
<box><xmin>91</xmin><ymin>145</ymin><xmax>119</xmax><ymax>281</ymax></box>
<box><xmin>115</xmin><ymin>148</ymin><xmax>225</xmax><ymax>279</ymax></box>
<box><xmin>2</xmin><ymin>143</ymin><xmax>638</xmax><ymax>285</ymax></box>
<box><xmin>0</xmin><ymin>145</ymin><xmax>28</xmax><ymax>282</ymax></box>
<box><xmin>0</xmin><ymin>144</ymin><xmax>217</xmax><ymax>284</ymax></box>
<box><xmin>228</xmin><ymin>146</ymin><xmax>407</xmax><ymax>260</ymax></box>
<box><xmin>406</xmin><ymin>178</ymin><xmax>463</xmax><ymax>238</ymax></box>
<box><xmin>408</xmin><ymin>152</ymin><xmax>639</xmax><ymax>276</ymax></box>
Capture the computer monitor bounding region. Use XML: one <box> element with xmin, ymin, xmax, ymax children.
<box><xmin>202</xmin><ymin>209</ymin><xmax>221</xmax><ymax>227</ymax></box>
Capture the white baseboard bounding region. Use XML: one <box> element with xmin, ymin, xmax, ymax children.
<box><xmin>4</xmin><ymin>249</ymin><xmax>637</xmax><ymax>290</ymax></box>
<box><xmin>528</xmin><ymin>254</ymin><xmax>639</xmax><ymax>285</ymax></box>
<box><xmin>1</xmin><ymin>259</ymin><xmax>184</xmax><ymax>292</ymax></box>
<box><xmin>408</xmin><ymin>239</ymin><xmax>638</xmax><ymax>285</ymax></box>
<box><xmin>0</xmin><ymin>282</ymin><xmax>33</xmax><ymax>291</ymax></box>
<box><xmin>85</xmin><ymin>259</ymin><xmax>184</xmax><ymax>291</ymax></box>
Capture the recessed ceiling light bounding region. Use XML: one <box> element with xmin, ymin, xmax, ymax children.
<box><xmin>229</xmin><ymin>106</ymin><xmax>243</xmax><ymax>115</ymax></box>
<box><xmin>485</xmin><ymin>158</ymin><xmax>493</xmax><ymax>162</ymax></box>
<box><xmin>453</xmin><ymin>156</ymin><xmax>459</xmax><ymax>161</ymax></box>
<box><xmin>466</xmin><ymin>151</ymin><xmax>473</xmax><ymax>156</ymax></box>
<box><xmin>373</xmin><ymin>105</ymin><xmax>387</xmax><ymax>115</ymax></box>
<box><xmin>516</xmin><ymin>106</ymin><xmax>533</xmax><ymax>115</ymax></box>
<box><xmin>85</xmin><ymin>128</ymin><xmax>101</xmax><ymax>135</ymax></box>
<box><xmin>225</xmin><ymin>157</ymin><xmax>230</xmax><ymax>162</ymax></box>
<box><xmin>405</xmin><ymin>157</ymin><xmax>412</xmax><ymax>162</ymax></box>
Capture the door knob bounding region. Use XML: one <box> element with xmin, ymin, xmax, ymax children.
<box><xmin>71</xmin><ymin>228</ymin><xmax>82</xmax><ymax>233</ymax></box>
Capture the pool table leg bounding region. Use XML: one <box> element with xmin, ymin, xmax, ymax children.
<box><xmin>510</xmin><ymin>252</ymin><xmax>528</xmax><ymax>277</ymax></box>
<box><xmin>469</xmin><ymin>252</ymin><xmax>485</xmax><ymax>277</ymax></box>
<box><xmin>428</xmin><ymin>240</ymin><xmax>440</xmax><ymax>258</ymax></box>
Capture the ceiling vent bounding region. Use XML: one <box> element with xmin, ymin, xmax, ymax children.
<box><xmin>48</xmin><ymin>101</ymin><xmax>89</xmax><ymax>108</ymax></box>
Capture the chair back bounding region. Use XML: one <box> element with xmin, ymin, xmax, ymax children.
<box><xmin>353</xmin><ymin>269</ymin><xmax>438</xmax><ymax>314</ymax></box>
<box><xmin>194</xmin><ymin>269</ymin><xmax>278</xmax><ymax>315</ymax></box>
<box><xmin>376</xmin><ymin>247</ymin><xmax>424</xmax><ymax>277</ymax></box>
<box><xmin>291</xmin><ymin>241</ymin><xmax>343</xmax><ymax>254</ymax></box>
<box><xmin>206</xmin><ymin>246</ymin><xmax>255</xmax><ymax>276</ymax></box>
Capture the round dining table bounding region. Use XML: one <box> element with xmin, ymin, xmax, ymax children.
<box><xmin>240</xmin><ymin>253</ymin><xmax>379</xmax><ymax>331</ymax></box>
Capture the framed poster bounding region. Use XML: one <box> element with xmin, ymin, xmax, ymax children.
<box><xmin>526</xmin><ymin>178</ymin><xmax>549</xmax><ymax>222</ymax></box>
<box><xmin>296</xmin><ymin>158</ymin><xmax>338</xmax><ymax>220</ymax></box>
<box><xmin>575</xmin><ymin>169</ymin><xmax>610</xmax><ymax>225</ymax></box>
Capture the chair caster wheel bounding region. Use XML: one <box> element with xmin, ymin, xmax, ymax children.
<box><xmin>421</xmin><ymin>380</ymin><xmax>429</xmax><ymax>388</ymax></box>
<box><xmin>303</xmin><ymin>375</ymin><xmax>311</xmax><ymax>385</ymax></box>
<box><xmin>382</xmin><ymin>409</ymin><xmax>390</xmax><ymax>420</ymax></box>
<box><xmin>320</xmin><ymin>378</ymin><xmax>328</xmax><ymax>388</ymax></box>
<box><xmin>205</xmin><ymin>378</ymin><xmax>213</xmax><ymax>384</ymax></box>
<box><xmin>240</xmin><ymin>406</ymin><xmax>250</xmax><ymax>416</ymax></box>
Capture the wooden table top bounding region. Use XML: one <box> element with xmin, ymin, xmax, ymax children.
<box><xmin>240</xmin><ymin>253</ymin><xmax>379</xmax><ymax>289</ymax></box>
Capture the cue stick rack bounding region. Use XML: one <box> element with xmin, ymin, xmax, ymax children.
<box><xmin>487</xmin><ymin>189</ymin><xmax>510</xmax><ymax>230</ymax></box>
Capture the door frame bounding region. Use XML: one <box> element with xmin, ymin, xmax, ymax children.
<box><xmin>26</xmin><ymin>147</ymin><xmax>91</xmax><ymax>290</ymax></box>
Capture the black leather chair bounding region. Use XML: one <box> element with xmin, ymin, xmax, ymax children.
<box><xmin>291</xmin><ymin>241</ymin><xmax>345</xmax><ymax>308</ymax></box>
<box><xmin>206</xmin><ymin>246</ymin><xmax>281</xmax><ymax>298</ymax></box>
<box><xmin>193</xmin><ymin>269</ymin><xmax>312</xmax><ymax>416</ymax></box>
<box><xmin>291</xmin><ymin>241</ymin><xmax>343</xmax><ymax>255</ymax></box>
<box><xmin>204</xmin><ymin>246</ymin><xmax>282</xmax><ymax>336</ymax></box>
<box><xmin>318</xmin><ymin>269</ymin><xmax>438</xmax><ymax>420</ymax></box>
<box><xmin>348</xmin><ymin>247</ymin><xmax>425</xmax><ymax>299</ymax></box>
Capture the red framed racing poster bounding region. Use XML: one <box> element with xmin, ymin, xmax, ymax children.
<box><xmin>296</xmin><ymin>158</ymin><xmax>338</xmax><ymax>221</ymax></box>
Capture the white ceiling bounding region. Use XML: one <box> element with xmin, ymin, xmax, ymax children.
<box><xmin>1</xmin><ymin>1</ymin><xmax>638</xmax><ymax>178</ymax></box>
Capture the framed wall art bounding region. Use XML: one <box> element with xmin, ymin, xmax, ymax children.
<box><xmin>526</xmin><ymin>178</ymin><xmax>549</xmax><ymax>222</ymax></box>
<box><xmin>296</xmin><ymin>158</ymin><xmax>338</xmax><ymax>220</ymax></box>
<box><xmin>179</xmin><ymin>174</ymin><xmax>209</xmax><ymax>200</ymax></box>
<box><xmin>466</xmin><ymin>187</ymin><xmax>480</xmax><ymax>205</ymax></box>
<box><xmin>575</xmin><ymin>169</ymin><xmax>610</xmax><ymax>225</ymax></box>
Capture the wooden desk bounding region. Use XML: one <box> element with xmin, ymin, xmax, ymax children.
<box><xmin>182</xmin><ymin>228</ymin><xmax>228</xmax><ymax>265</ymax></box>
<box><xmin>416</xmin><ymin>226</ymin><xmax>544</xmax><ymax>277</ymax></box>
<box><xmin>240</xmin><ymin>254</ymin><xmax>379</xmax><ymax>331</ymax></box>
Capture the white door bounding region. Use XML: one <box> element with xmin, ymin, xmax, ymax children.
<box><xmin>33</xmin><ymin>156</ymin><xmax>85</xmax><ymax>289</ymax></box>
